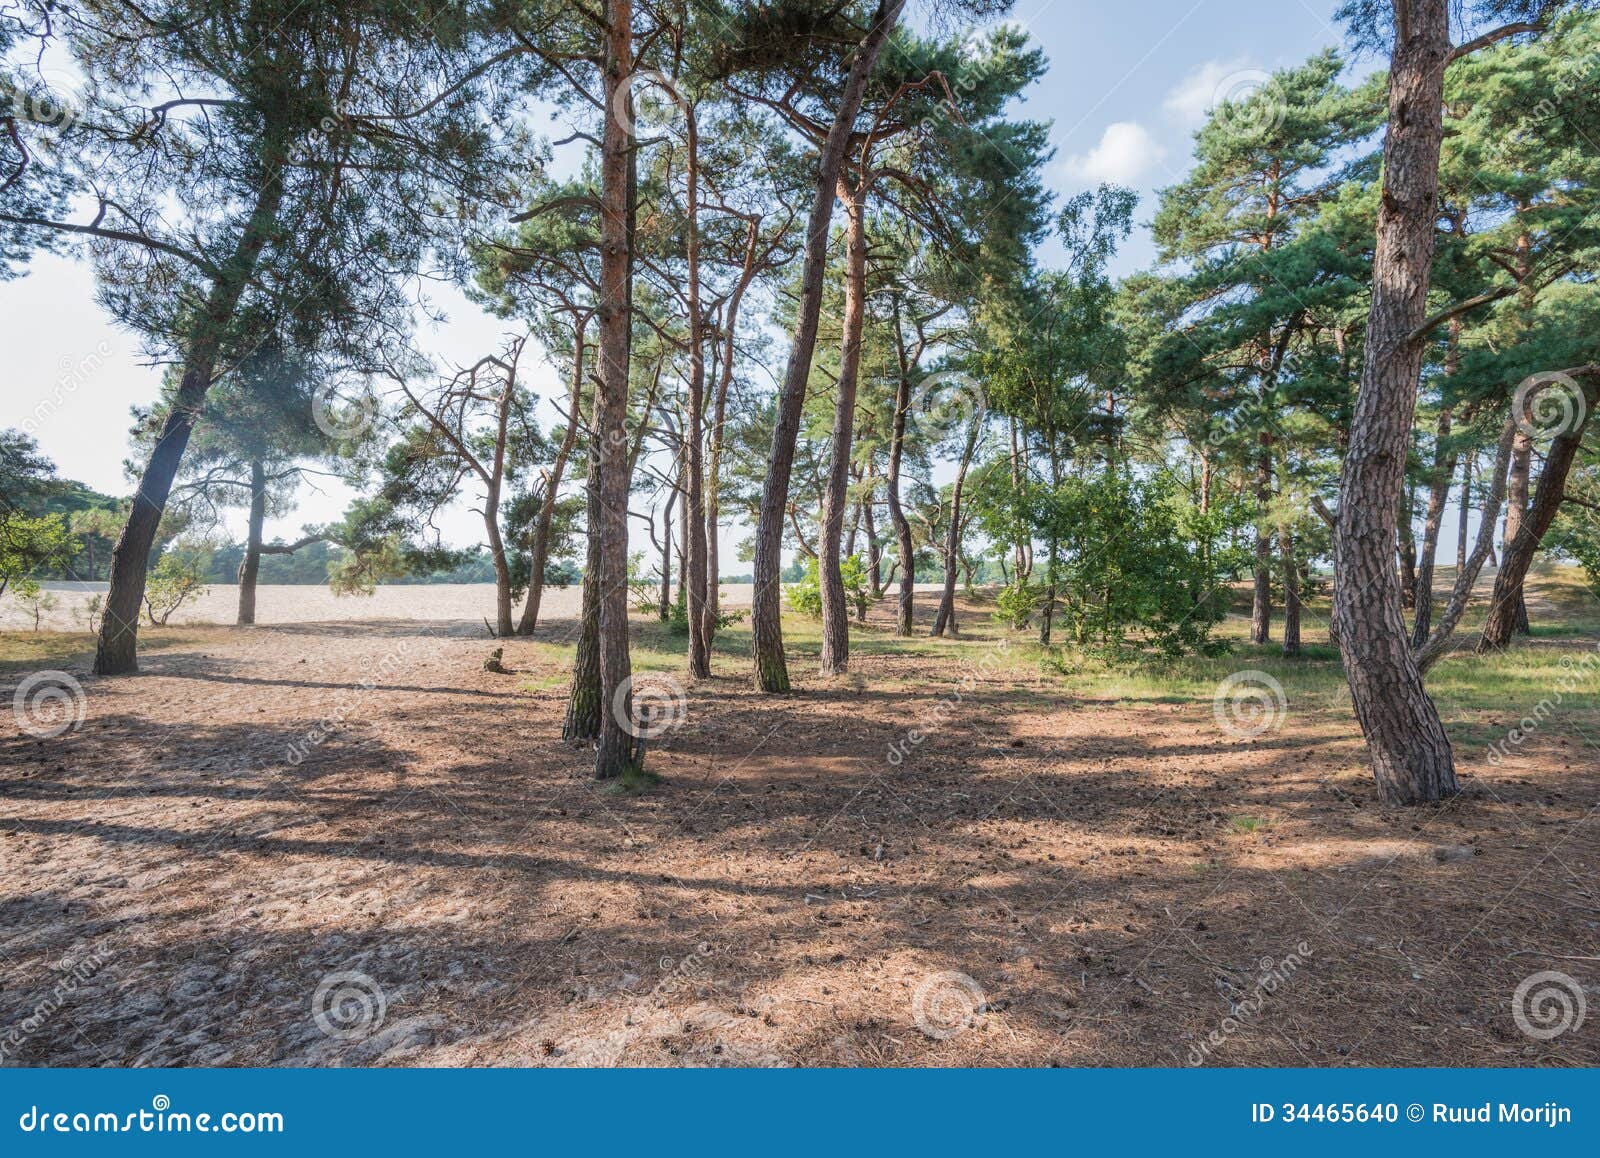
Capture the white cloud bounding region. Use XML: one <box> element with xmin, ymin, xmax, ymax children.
<box><xmin>1163</xmin><ymin>58</ymin><xmax>1253</xmax><ymax>127</ymax></box>
<box><xmin>1061</xmin><ymin>122</ymin><xmax>1167</xmax><ymax>185</ymax></box>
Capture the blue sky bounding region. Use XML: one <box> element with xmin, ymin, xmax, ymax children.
<box><xmin>1</xmin><ymin>0</ymin><xmax>1355</xmax><ymax>553</ymax></box>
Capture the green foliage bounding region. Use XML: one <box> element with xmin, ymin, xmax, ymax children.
<box><xmin>785</xmin><ymin>557</ymin><xmax>822</xmax><ymax>617</ymax></box>
<box><xmin>143</xmin><ymin>541</ymin><xmax>212</xmax><ymax>625</ymax></box>
<box><xmin>11</xmin><ymin>578</ymin><xmax>58</xmax><ymax>631</ymax></box>
<box><xmin>994</xmin><ymin>582</ymin><xmax>1036</xmax><ymax>630</ymax></box>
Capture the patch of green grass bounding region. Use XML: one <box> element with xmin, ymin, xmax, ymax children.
<box><xmin>1229</xmin><ymin>814</ymin><xmax>1270</xmax><ymax>834</ymax></box>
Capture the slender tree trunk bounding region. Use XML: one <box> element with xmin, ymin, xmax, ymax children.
<box><xmin>1415</xmin><ymin>417</ymin><xmax>1515</xmax><ymax>673</ymax></box>
<box><xmin>749</xmin><ymin>0</ymin><xmax>904</xmax><ymax>692</ymax></box>
<box><xmin>1397</xmin><ymin>487</ymin><xmax>1419</xmax><ymax>610</ymax></box>
<box><xmin>887</xmin><ymin>299</ymin><xmax>916</xmax><ymax>636</ymax></box>
<box><xmin>1455</xmin><ymin>450</ymin><xmax>1472</xmax><ymax>573</ymax></box>
<box><xmin>1331</xmin><ymin>0</ymin><xmax>1458</xmax><ymax>804</ymax></box>
<box><xmin>592</xmin><ymin>0</ymin><xmax>636</xmax><ymax>778</ymax></box>
<box><xmin>519</xmin><ymin>317</ymin><xmax>587</xmax><ymax>636</ymax></box>
<box><xmin>1478</xmin><ymin>379</ymin><xmax>1597</xmax><ymax>652</ymax></box>
<box><xmin>237</xmin><ymin>459</ymin><xmax>266</xmax><ymax>626</ymax></box>
<box><xmin>1280</xmin><ymin>525</ymin><xmax>1300</xmax><ymax>657</ymax></box>
<box><xmin>1410</xmin><ymin>403</ymin><xmax>1456</xmax><ymax>648</ymax></box>
<box><xmin>1251</xmin><ymin>440</ymin><xmax>1273</xmax><ymax>644</ymax></box>
<box><xmin>819</xmin><ymin>179</ymin><xmax>868</xmax><ymax>674</ymax></box>
<box><xmin>862</xmin><ymin>479</ymin><xmax>882</xmax><ymax>598</ymax></box>
<box><xmin>1504</xmin><ymin>430</ymin><xmax>1533</xmax><ymax>634</ymax></box>
<box><xmin>931</xmin><ymin>418</ymin><xmax>979</xmax><ymax>637</ymax></box>
<box><xmin>683</xmin><ymin>106</ymin><xmax>711</xmax><ymax>678</ymax></box>
<box><xmin>95</xmin><ymin>159</ymin><xmax>285</xmax><ymax>674</ymax></box>
<box><xmin>564</xmin><ymin>443</ymin><xmax>603</xmax><ymax>743</ymax></box>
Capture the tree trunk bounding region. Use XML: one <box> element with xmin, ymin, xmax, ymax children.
<box><xmin>1455</xmin><ymin>450</ymin><xmax>1472</xmax><ymax>573</ymax></box>
<box><xmin>749</xmin><ymin>0</ymin><xmax>904</xmax><ymax>692</ymax></box>
<box><xmin>1504</xmin><ymin>429</ymin><xmax>1533</xmax><ymax>635</ymax></box>
<box><xmin>887</xmin><ymin>299</ymin><xmax>916</xmax><ymax>636</ymax></box>
<box><xmin>237</xmin><ymin>459</ymin><xmax>266</xmax><ymax>627</ymax></box>
<box><xmin>519</xmin><ymin>315</ymin><xmax>586</xmax><ymax>636</ymax></box>
<box><xmin>1478</xmin><ymin>378</ymin><xmax>1597</xmax><ymax>652</ymax></box>
<box><xmin>819</xmin><ymin>179</ymin><xmax>868</xmax><ymax>674</ymax></box>
<box><xmin>1414</xmin><ymin>417</ymin><xmax>1515</xmax><ymax>673</ymax></box>
<box><xmin>1331</xmin><ymin>0</ymin><xmax>1458</xmax><ymax>804</ymax></box>
<box><xmin>592</xmin><ymin>0</ymin><xmax>636</xmax><ymax>779</ymax></box>
<box><xmin>862</xmin><ymin>479</ymin><xmax>882</xmax><ymax>598</ymax></box>
<box><xmin>683</xmin><ymin>105</ymin><xmax>711</xmax><ymax>678</ymax></box>
<box><xmin>1280</xmin><ymin>525</ymin><xmax>1300</xmax><ymax>657</ymax></box>
<box><xmin>564</xmin><ymin>432</ymin><xmax>604</xmax><ymax>743</ymax></box>
<box><xmin>931</xmin><ymin>418</ymin><xmax>978</xmax><ymax>638</ymax></box>
<box><xmin>95</xmin><ymin>159</ymin><xmax>286</xmax><ymax>675</ymax></box>
<box><xmin>1410</xmin><ymin>402</ymin><xmax>1456</xmax><ymax>648</ymax></box>
<box><xmin>1250</xmin><ymin>441</ymin><xmax>1273</xmax><ymax>644</ymax></box>
<box><xmin>1397</xmin><ymin>487</ymin><xmax>1418</xmax><ymax>611</ymax></box>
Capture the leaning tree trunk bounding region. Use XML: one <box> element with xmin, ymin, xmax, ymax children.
<box><xmin>519</xmin><ymin>317</ymin><xmax>586</xmax><ymax>636</ymax></box>
<box><xmin>1477</xmin><ymin>377</ymin><xmax>1597</xmax><ymax>652</ymax></box>
<box><xmin>819</xmin><ymin>179</ymin><xmax>868</xmax><ymax>675</ymax></box>
<box><xmin>1250</xmin><ymin>439</ymin><xmax>1273</xmax><ymax>645</ymax></box>
<box><xmin>95</xmin><ymin>160</ymin><xmax>285</xmax><ymax>675</ymax></box>
<box><xmin>1331</xmin><ymin>0</ymin><xmax>1458</xmax><ymax>805</ymax></box>
<box><xmin>237</xmin><ymin>459</ymin><xmax>267</xmax><ymax>626</ymax></box>
<box><xmin>749</xmin><ymin>0</ymin><xmax>905</xmax><ymax>692</ymax></box>
<box><xmin>591</xmin><ymin>0</ymin><xmax>637</xmax><ymax>779</ymax></box>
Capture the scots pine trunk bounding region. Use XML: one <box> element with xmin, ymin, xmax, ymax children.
<box><xmin>1504</xmin><ymin>431</ymin><xmax>1533</xmax><ymax>634</ymax></box>
<box><xmin>819</xmin><ymin>180</ymin><xmax>868</xmax><ymax>674</ymax></box>
<box><xmin>592</xmin><ymin>0</ymin><xmax>636</xmax><ymax>779</ymax></box>
<box><xmin>683</xmin><ymin>107</ymin><xmax>711</xmax><ymax>679</ymax></box>
<box><xmin>519</xmin><ymin>317</ymin><xmax>585</xmax><ymax>636</ymax></box>
<box><xmin>1410</xmin><ymin>401</ymin><xmax>1456</xmax><ymax>648</ymax></box>
<box><xmin>236</xmin><ymin>459</ymin><xmax>267</xmax><ymax>626</ymax></box>
<box><xmin>1478</xmin><ymin>381</ymin><xmax>1597</xmax><ymax>652</ymax></box>
<box><xmin>931</xmin><ymin>417</ymin><xmax>979</xmax><ymax>638</ymax></box>
<box><xmin>1331</xmin><ymin>0</ymin><xmax>1458</xmax><ymax>804</ymax></box>
<box><xmin>887</xmin><ymin>304</ymin><xmax>916</xmax><ymax>637</ymax></box>
<box><xmin>1251</xmin><ymin>441</ymin><xmax>1273</xmax><ymax>645</ymax></box>
<box><xmin>1280</xmin><ymin>526</ymin><xmax>1301</xmax><ymax>657</ymax></box>
<box><xmin>749</xmin><ymin>0</ymin><xmax>904</xmax><ymax>692</ymax></box>
<box><xmin>564</xmin><ymin>436</ymin><xmax>604</xmax><ymax>743</ymax></box>
<box><xmin>95</xmin><ymin>159</ymin><xmax>286</xmax><ymax>675</ymax></box>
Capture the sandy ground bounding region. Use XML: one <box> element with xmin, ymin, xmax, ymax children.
<box><xmin>1</xmin><ymin>588</ymin><xmax>1597</xmax><ymax>1067</ymax></box>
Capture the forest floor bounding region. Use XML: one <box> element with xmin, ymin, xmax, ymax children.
<box><xmin>2</xmin><ymin>568</ymin><xmax>1599</xmax><ymax>1067</ymax></box>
